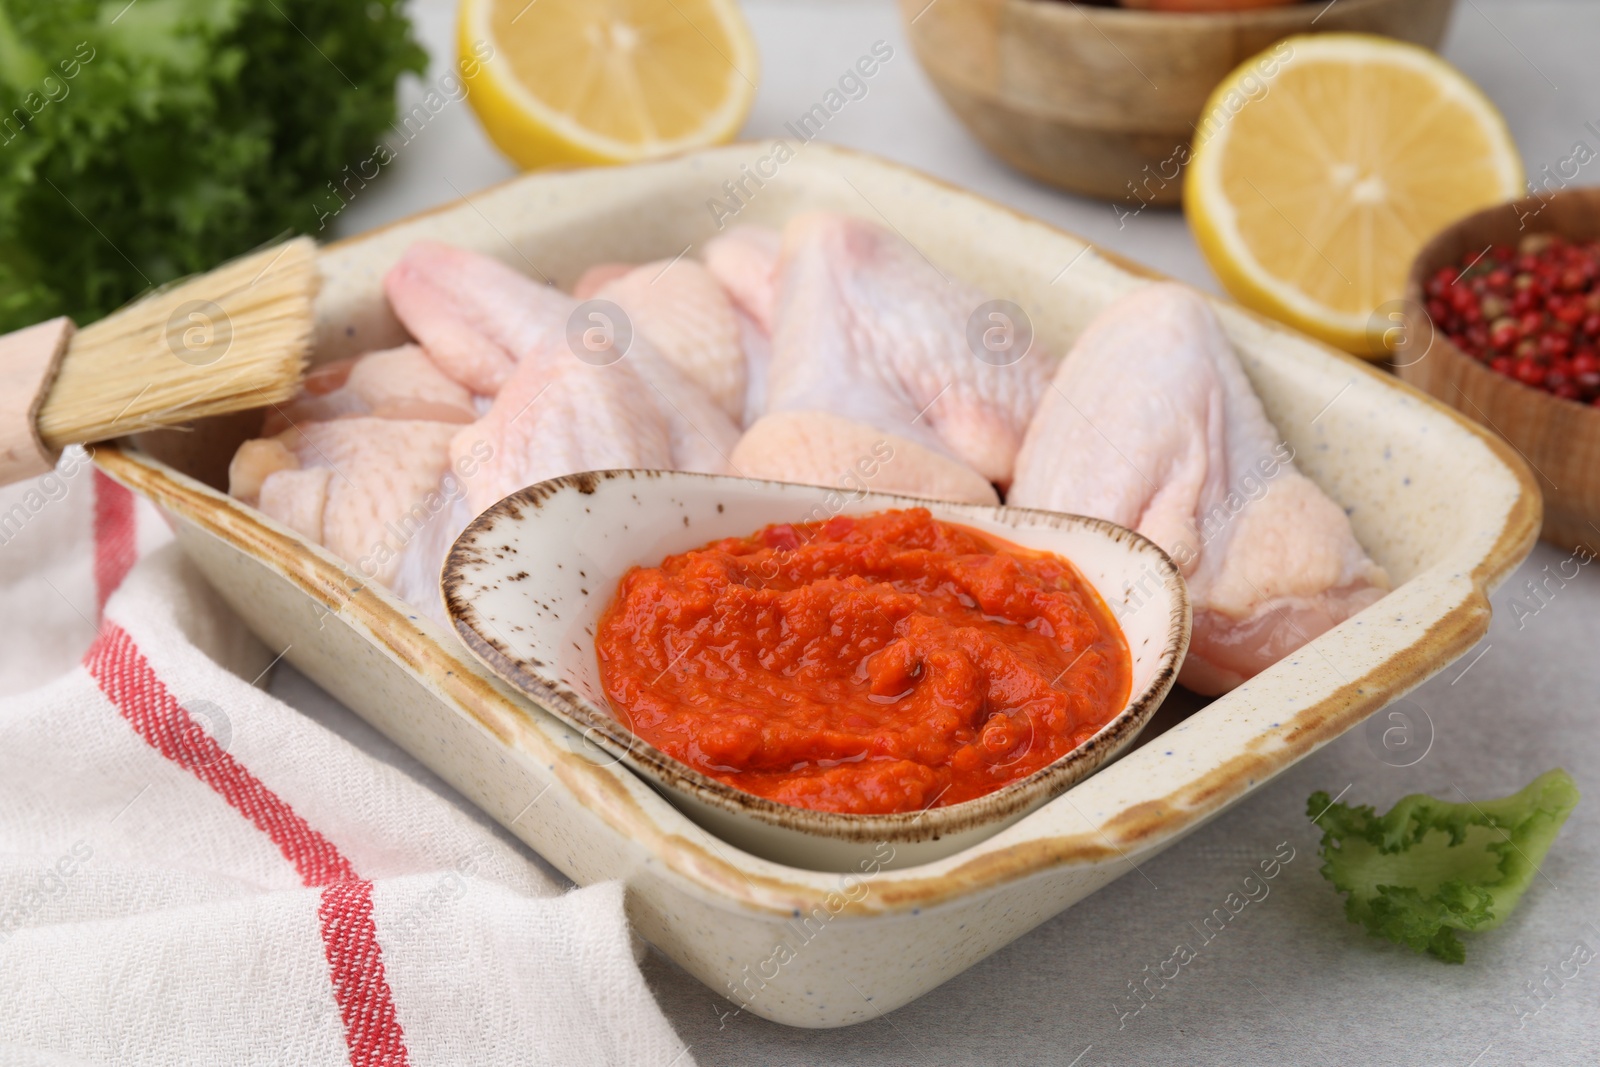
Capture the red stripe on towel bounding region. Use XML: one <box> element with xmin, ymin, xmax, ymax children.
<box><xmin>320</xmin><ymin>880</ymin><xmax>412</xmax><ymax>1067</ymax></box>
<box><xmin>84</xmin><ymin>624</ymin><xmax>411</xmax><ymax>1066</ymax></box>
<box><xmin>84</xmin><ymin>625</ymin><xmax>356</xmax><ymax>885</ymax></box>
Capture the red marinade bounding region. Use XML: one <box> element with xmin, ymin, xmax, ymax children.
<box><xmin>594</xmin><ymin>508</ymin><xmax>1132</xmax><ymax>815</ymax></box>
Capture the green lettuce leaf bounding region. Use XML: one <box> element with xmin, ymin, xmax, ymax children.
<box><xmin>1308</xmin><ymin>769</ymin><xmax>1579</xmax><ymax>963</ymax></box>
<box><xmin>0</xmin><ymin>0</ymin><xmax>426</xmax><ymax>330</ymax></box>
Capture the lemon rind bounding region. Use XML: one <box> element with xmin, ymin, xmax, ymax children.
<box><xmin>1186</xmin><ymin>34</ymin><xmax>1525</xmax><ymax>353</ymax></box>
<box><xmin>459</xmin><ymin>0</ymin><xmax>760</xmax><ymax>167</ymax></box>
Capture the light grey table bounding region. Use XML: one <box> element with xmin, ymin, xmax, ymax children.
<box><xmin>284</xmin><ymin>2</ymin><xmax>1600</xmax><ymax>1062</ymax></box>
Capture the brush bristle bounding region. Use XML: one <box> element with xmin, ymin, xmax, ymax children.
<box><xmin>36</xmin><ymin>238</ymin><xmax>318</xmax><ymax>451</ymax></box>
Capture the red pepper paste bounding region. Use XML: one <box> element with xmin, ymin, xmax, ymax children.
<box><xmin>594</xmin><ymin>508</ymin><xmax>1132</xmax><ymax>815</ymax></box>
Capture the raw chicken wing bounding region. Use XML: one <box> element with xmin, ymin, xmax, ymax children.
<box><xmin>1010</xmin><ymin>284</ymin><xmax>1388</xmax><ymax>694</ymax></box>
<box><xmin>383</xmin><ymin>241</ymin><xmax>573</xmax><ymax>396</ymax></box>
<box><xmin>261</xmin><ymin>344</ymin><xmax>477</xmax><ymax>434</ymax></box>
<box><xmin>593</xmin><ymin>259</ymin><xmax>746</xmax><ymax>422</ymax></box>
<box><xmin>572</xmin><ymin>263</ymin><xmax>632</xmax><ymax>299</ymax></box>
<box><xmin>766</xmin><ymin>213</ymin><xmax>1050</xmax><ymax>487</ymax></box>
<box><xmin>732</xmin><ymin>411</ymin><xmax>999</xmax><ymax>506</ymax></box>
<box><xmin>385</xmin><ymin>241</ymin><xmax>739</xmax><ymax>474</ymax></box>
<box><xmin>452</xmin><ymin>353</ymin><xmax>673</xmax><ymax>519</ymax></box>
<box><xmin>704</xmin><ymin>225</ymin><xmax>780</xmax><ymax>334</ymax></box>
<box><xmin>245</xmin><ymin>418</ymin><xmax>461</xmax><ymax>587</ymax></box>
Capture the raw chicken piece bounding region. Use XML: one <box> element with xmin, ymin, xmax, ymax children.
<box><xmin>766</xmin><ymin>212</ymin><xmax>1050</xmax><ymax>487</ymax></box>
<box><xmin>344</xmin><ymin>345</ymin><xmax>475</xmax><ymax>419</ymax></box>
<box><xmin>735</xmin><ymin>308</ymin><xmax>771</xmax><ymax>428</ymax></box>
<box><xmin>704</xmin><ymin>227</ymin><xmax>781</xmax><ymax>425</ymax></box>
<box><xmin>233</xmin><ymin>344</ymin><xmax>485</xmax><ymax>615</ymax></box>
<box><xmin>1009</xmin><ymin>284</ymin><xmax>1389</xmax><ymax>694</ymax></box>
<box><xmin>246</xmin><ymin>418</ymin><xmax>461</xmax><ymax>587</ymax></box>
<box><xmin>594</xmin><ymin>259</ymin><xmax>747</xmax><ymax>422</ymax></box>
<box><xmin>733</xmin><ymin>411</ymin><xmax>999</xmax><ymax>505</ymax></box>
<box><xmin>383</xmin><ymin>241</ymin><xmax>573</xmax><ymax>396</ymax></box>
<box><xmin>572</xmin><ymin>263</ymin><xmax>632</xmax><ymax>299</ymax></box>
<box><xmin>385</xmin><ymin>241</ymin><xmax>739</xmax><ymax>475</ymax></box>
<box><xmin>261</xmin><ymin>344</ymin><xmax>476</xmax><ymax>434</ymax></box>
<box><xmin>228</xmin><ymin>438</ymin><xmax>299</xmax><ymax>504</ymax></box>
<box><xmin>1009</xmin><ymin>291</ymin><xmax>1222</xmax><ymax>569</ymax></box>
<box><xmin>259</xmin><ymin>468</ymin><xmax>331</xmax><ymax>545</ymax></box>
<box><xmin>452</xmin><ymin>352</ymin><xmax>674</xmax><ymax>519</ymax></box>
<box><xmin>704</xmin><ymin>226</ymin><xmax>781</xmax><ymax>334</ymax></box>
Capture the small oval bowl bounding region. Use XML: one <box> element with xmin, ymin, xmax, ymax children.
<box><xmin>1399</xmin><ymin>186</ymin><xmax>1600</xmax><ymax>551</ymax></box>
<box><xmin>898</xmin><ymin>0</ymin><xmax>1455</xmax><ymax>204</ymax></box>
<box><xmin>442</xmin><ymin>470</ymin><xmax>1189</xmax><ymax>872</ymax></box>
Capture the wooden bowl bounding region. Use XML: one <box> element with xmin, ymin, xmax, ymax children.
<box><xmin>898</xmin><ymin>0</ymin><xmax>1456</xmax><ymax>204</ymax></box>
<box><xmin>1400</xmin><ymin>188</ymin><xmax>1600</xmax><ymax>552</ymax></box>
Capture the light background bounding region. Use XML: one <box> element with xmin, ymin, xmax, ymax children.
<box><xmin>274</xmin><ymin>2</ymin><xmax>1600</xmax><ymax>1062</ymax></box>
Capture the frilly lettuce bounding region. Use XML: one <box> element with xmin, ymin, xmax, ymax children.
<box><xmin>1308</xmin><ymin>769</ymin><xmax>1579</xmax><ymax>963</ymax></box>
<box><xmin>0</xmin><ymin>0</ymin><xmax>425</xmax><ymax>331</ymax></box>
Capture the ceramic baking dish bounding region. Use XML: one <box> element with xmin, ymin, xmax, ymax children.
<box><xmin>95</xmin><ymin>142</ymin><xmax>1539</xmax><ymax>1028</ymax></box>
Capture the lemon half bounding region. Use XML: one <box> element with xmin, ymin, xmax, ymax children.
<box><xmin>1185</xmin><ymin>34</ymin><xmax>1524</xmax><ymax>354</ymax></box>
<box><xmin>458</xmin><ymin>0</ymin><xmax>759</xmax><ymax>170</ymax></box>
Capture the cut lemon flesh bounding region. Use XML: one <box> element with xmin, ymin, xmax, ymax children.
<box><xmin>458</xmin><ymin>0</ymin><xmax>759</xmax><ymax>170</ymax></box>
<box><xmin>1185</xmin><ymin>34</ymin><xmax>1524</xmax><ymax>354</ymax></box>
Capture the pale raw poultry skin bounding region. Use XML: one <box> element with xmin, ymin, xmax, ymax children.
<box><xmin>732</xmin><ymin>411</ymin><xmax>999</xmax><ymax>506</ymax></box>
<box><xmin>452</xmin><ymin>352</ymin><xmax>674</xmax><ymax>519</ymax></box>
<box><xmin>385</xmin><ymin>240</ymin><xmax>739</xmax><ymax>477</ymax></box>
<box><xmin>383</xmin><ymin>241</ymin><xmax>571</xmax><ymax>396</ymax></box>
<box><xmin>572</xmin><ymin>263</ymin><xmax>632</xmax><ymax>298</ymax></box>
<box><xmin>765</xmin><ymin>212</ymin><xmax>1051</xmax><ymax>487</ymax></box>
<box><xmin>592</xmin><ymin>258</ymin><xmax>747</xmax><ymax>423</ymax></box>
<box><xmin>703</xmin><ymin>226</ymin><xmax>780</xmax><ymax>425</ymax></box>
<box><xmin>244</xmin><ymin>417</ymin><xmax>460</xmax><ymax>588</ymax></box>
<box><xmin>229</xmin><ymin>242</ymin><xmax>738</xmax><ymax>623</ymax></box>
<box><xmin>229</xmin><ymin>341</ymin><xmax>487</xmax><ymax>594</ymax></box>
<box><xmin>704</xmin><ymin>225</ymin><xmax>780</xmax><ymax>335</ymax></box>
<box><xmin>260</xmin><ymin>344</ymin><xmax>476</xmax><ymax>435</ymax></box>
<box><xmin>1010</xmin><ymin>283</ymin><xmax>1389</xmax><ymax>694</ymax></box>
<box><xmin>732</xmin><ymin>309</ymin><xmax>771</xmax><ymax>429</ymax></box>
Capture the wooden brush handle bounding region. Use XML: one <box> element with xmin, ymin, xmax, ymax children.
<box><xmin>0</xmin><ymin>317</ymin><xmax>74</xmax><ymax>485</ymax></box>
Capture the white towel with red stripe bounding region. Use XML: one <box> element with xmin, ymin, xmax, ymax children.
<box><xmin>0</xmin><ymin>456</ymin><xmax>695</xmax><ymax>1066</ymax></box>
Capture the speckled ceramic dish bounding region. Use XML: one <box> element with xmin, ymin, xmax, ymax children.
<box><xmin>95</xmin><ymin>143</ymin><xmax>1539</xmax><ymax>1027</ymax></box>
<box><xmin>441</xmin><ymin>471</ymin><xmax>1190</xmax><ymax>871</ymax></box>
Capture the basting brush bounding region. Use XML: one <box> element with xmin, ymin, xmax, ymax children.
<box><xmin>0</xmin><ymin>237</ymin><xmax>317</xmax><ymax>487</ymax></box>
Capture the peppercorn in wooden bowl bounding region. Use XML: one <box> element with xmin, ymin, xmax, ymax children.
<box><xmin>1400</xmin><ymin>187</ymin><xmax>1600</xmax><ymax>552</ymax></box>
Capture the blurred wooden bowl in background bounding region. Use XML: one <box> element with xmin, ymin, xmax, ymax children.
<box><xmin>899</xmin><ymin>0</ymin><xmax>1456</xmax><ymax>205</ymax></box>
<box><xmin>1120</xmin><ymin>0</ymin><xmax>1300</xmax><ymax>9</ymax></box>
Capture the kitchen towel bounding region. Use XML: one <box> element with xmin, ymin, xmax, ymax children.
<box><xmin>0</xmin><ymin>456</ymin><xmax>695</xmax><ymax>1066</ymax></box>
